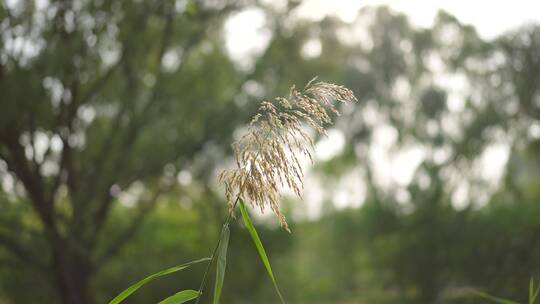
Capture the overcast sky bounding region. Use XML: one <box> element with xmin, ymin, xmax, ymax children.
<box><xmin>227</xmin><ymin>0</ymin><xmax>540</xmax><ymax>61</ymax></box>
<box><xmin>296</xmin><ymin>0</ymin><xmax>540</xmax><ymax>38</ymax></box>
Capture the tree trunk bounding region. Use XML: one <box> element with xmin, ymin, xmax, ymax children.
<box><xmin>53</xmin><ymin>244</ymin><xmax>93</xmax><ymax>304</ymax></box>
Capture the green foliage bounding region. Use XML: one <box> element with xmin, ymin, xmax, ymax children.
<box><xmin>108</xmin><ymin>257</ymin><xmax>210</xmax><ymax>304</ymax></box>
<box><xmin>470</xmin><ymin>290</ymin><xmax>520</xmax><ymax>304</ymax></box>
<box><xmin>239</xmin><ymin>198</ymin><xmax>286</xmax><ymax>303</ymax></box>
<box><xmin>158</xmin><ymin>290</ymin><xmax>200</xmax><ymax>304</ymax></box>
<box><xmin>213</xmin><ymin>225</ymin><xmax>230</xmax><ymax>304</ymax></box>
<box><xmin>470</xmin><ymin>277</ymin><xmax>540</xmax><ymax>304</ymax></box>
<box><xmin>530</xmin><ymin>278</ymin><xmax>540</xmax><ymax>304</ymax></box>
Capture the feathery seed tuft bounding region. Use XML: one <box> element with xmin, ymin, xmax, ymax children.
<box><xmin>219</xmin><ymin>78</ymin><xmax>356</xmax><ymax>231</ymax></box>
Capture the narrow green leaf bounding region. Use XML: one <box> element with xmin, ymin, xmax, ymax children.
<box><xmin>470</xmin><ymin>289</ymin><xmax>520</xmax><ymax>304</ymax></box>
<box><xmin>533</xmin><ymin>285</ymin><xmax>540</xmax><ymax>304</ymax></box>
<box><xmin>213</xmin><ymin>224</ymin><xmax>230</xmax><ymax>304</ymax></box>
<box><xmin>530</xmin><ymin>277</ymin><xmax>535</xmax><ymax>304</ymax></box>
<box><xmin>531</xmin><ymin>278</ymin><xmax>540</xmax><ymax>304</ymax></box>
<box><xmin>239</xmin><ymin>198</ymin><xmax>285</xmax><ymax>304</ymax></box>
<box><xmin>108</xmin><ymin>257</ymin><xmax>211</xmax><ymax>304</ymax></box>
<box><xmin>158</xmin><ymin>290</ymin><xmax>200</xmax><ymax>304</ymax></box>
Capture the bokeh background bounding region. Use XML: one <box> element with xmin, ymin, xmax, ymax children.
<box><xmin>2</xmin><ymin>0</ymin><xmax>540</xmax><ymax>303</ymax></box>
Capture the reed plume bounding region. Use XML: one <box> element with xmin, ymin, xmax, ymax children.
<box><xmin>219</xmin><ymin>78</ymin><xmax>357</xmax><ymax>231</ymax></box>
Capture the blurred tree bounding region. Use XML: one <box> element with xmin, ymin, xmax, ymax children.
<box><xmin>0</xmin><ymin>0</ymin><xmax>249</xmax><ymax>303</ymax></box>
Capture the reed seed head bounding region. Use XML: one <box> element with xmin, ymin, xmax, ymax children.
<box><xmin>219</xmin><ymin>78</ymin><xmax>356</xmax><ymax>231</ymax></box>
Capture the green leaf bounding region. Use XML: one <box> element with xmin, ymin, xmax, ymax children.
<box><xmin>533</xmin><ymin>285</ymin><xmax>540</xmax><ymax>304</ymax></box>
<box><xmin>530</xmin><ymin>277</ymin><xmax>540</xmax><ymax>304</ymax></box>
<box><xmin>108</xmin><ymin>257</ymin><xmax>211</xmax><ymax>304</ymax></box>
<box><xmin>159</xmin><ymin>290</ymin><xmax>200</xmax><ymax>304</ymax></box>
<box><xmin>239</xmin><ymin>198</ymin><xmax>285</xmax><ymax>303</ymax></box>
<box><xmin>530</xmin><ymin>277</ymin><xmax>535</xmax><ymax>304</ymax></box>
<box><xmin>470</xmin><ymin>289</ymin><xmax>520</xmax><ymax>304</ymax></box>
<box><xmin>213</xmin><ymin>224</ymin><xmax>230</xmax><ymax>304</ymax></box>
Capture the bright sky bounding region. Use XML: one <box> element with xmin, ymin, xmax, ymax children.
<box><xmin>225</xmin><ymin>1</ymin><xmax>529</xmax><ymax>219</ymax></box>
<box><xmin>226</xmin><ymin>0</ymin><xmax>540</xmax><ymax>61</ymax></box>
<box><xmin>295</xmin><ymin>0</ymin><xmax>540</xmax><ymax>38</ymax></box>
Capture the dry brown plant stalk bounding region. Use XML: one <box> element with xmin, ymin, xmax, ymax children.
<box><xmin>219</xmin><ymin>78</ymin><xmax>357</xmax><ymax>231</ymax></box>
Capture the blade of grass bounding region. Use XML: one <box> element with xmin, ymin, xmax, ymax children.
<box><xmin>108</xmin><ymin>257</ymin><xmax>211</xmax><ymax>304</ymax></box>
<box><xmin>213</xmin><ymin>224</ymin><xmax>230</xmax><ymax>304</ymax></box>
<box><xmin>531</xmin><ymin>278</ymin><xmax>535</xmax><ymax>304</ymax></box>
<box><xmin>530</xmin><ymin>277</ymin><xmax>540</xmax><ymax>304</ymax></box>
<box><xmin>239</xmin><ymin>198</ymin><xmax>285</xmax><ymax>304</ymax></box>
<box><xmin>158</xmin><ymin>290</ymin><xmax>200</xmax><ymax>304</ymax></box>
<box><xmin>469</xmin><ymin>289</ymin><xmax>520</xmax><ymax>304</ymax></box>
<box><xmin>195</xmin><ymin>197</ymin><xmax>240</xmax><ymax>304</ymax></box>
